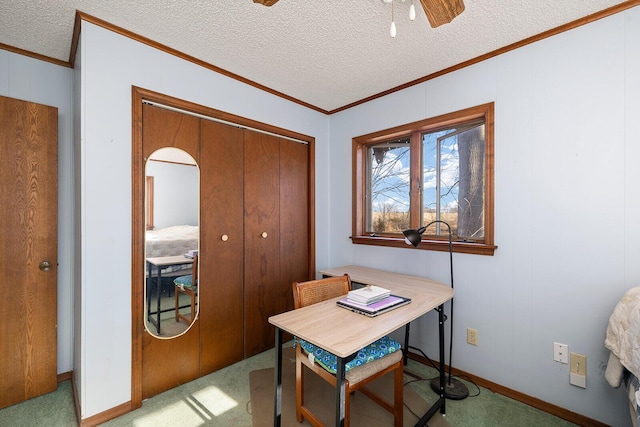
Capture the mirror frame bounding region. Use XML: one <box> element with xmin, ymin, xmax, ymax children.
<box><xmin>144</xmin><ymin>148</ymin><xmax>199</xmax><ymax>339</ymax></box>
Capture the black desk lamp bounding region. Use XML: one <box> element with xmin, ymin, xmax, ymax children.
<box><xmin>403</xmin><ymin>220</ymin><xmax>469</xmax><ymax>400</ymax></box>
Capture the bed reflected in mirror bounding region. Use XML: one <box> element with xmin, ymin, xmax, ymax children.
<box><xmin>144</xmin><ymin>147</ymin><xmax>199</xmax><ymax>338</ymax></box>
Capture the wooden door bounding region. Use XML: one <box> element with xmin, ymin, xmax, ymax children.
<box><xmin>141</xmin><ymin>104</ymin><xmax>200</xmax><ymax>399</ymax></box>
<box><xmin>199</xmin><ymin>120</ymin><xmax>244</xmax><ymax>375</ymax></box>
<box><xmin>243</xmin><ymin>130</ymin><xmax>282</xmax><ymax>357</ymax></box>
<box><xmin>0</xmin><ymin>95</ymin><xmax>58</xmax><ymax>409</ymax></box>
<box><xmin>279</xmin><ymin>139</ymin><xmax>310</xmax><ymax>298</ymax></box>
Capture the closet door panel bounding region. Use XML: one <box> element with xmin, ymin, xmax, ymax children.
<box><xmin>141</xmin><ymin>330</ymin><xmax>200</xmax><ymax>398</ymax></box>
<box><xmin>199</xmin><ymin>120</ymin><xmax>245</xmax><ymax>374</ymax></box>
<box><xmin>141</xmin><ymin>105</ymin><xmax>200</xmax><ymax>399</ymax></box>
<box><xmin>142</xmin><ymin>104</ymin><xmax>200</xmax><ymax>161</ymax></box>
<box><xmin>244</xmin><ymin>131</ymin><xmax>281</xmax><ymax>358</ymax></box>
<box><xmin>279</xmin><ymin>139</ymin><xmax>310</xmax><ymax>304</ymax></box>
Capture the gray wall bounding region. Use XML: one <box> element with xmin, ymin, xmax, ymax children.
<box><xmin>145</xmin><ymin>161</ymin><xmax>199</xmax><ymax>229</ymax></box>
<box><xmin>329</xmin><ymin>7</ymin><xmax>640</xmax><ymax>426</ymax></box>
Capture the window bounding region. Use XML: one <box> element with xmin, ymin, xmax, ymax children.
<box><xmin>352</xmin><ymin>103</ymin><xmax>496</xmax><ymax>255</ymax></box>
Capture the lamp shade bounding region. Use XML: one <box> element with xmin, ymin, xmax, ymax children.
<box><xmin>403</xmin><ymin>226</ymin><xmax>426</xmax><ymax>248</ymax></box>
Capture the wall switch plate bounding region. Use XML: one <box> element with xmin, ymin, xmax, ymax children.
<box><xmin>569</xmin><ymin>352</ymin><xmax>586</xmax><ymax>388</ymax></box>
<box><xmin>467</xmin><ymin>328</ymin><xmax>478</xmax><ymax>346</ymax></box>
<box><xmin>554</xmin><ymin>342</ymin><xmax>568</xmax><ymax>364</ymax></box>
<box><xmin>570</xmin><ymin>353</ymin><xmax>586</xmax><ymax>375</ymax></box>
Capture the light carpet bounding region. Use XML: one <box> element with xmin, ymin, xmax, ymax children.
<box><xmin>250</xmin><ymin>347</ymin><xmax>450</xmax><ymax>427</ymax></box>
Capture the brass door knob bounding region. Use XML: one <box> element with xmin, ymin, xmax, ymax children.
<box><xmin>221</xmin><ymin>234</ymin><xmax>229</xmax><ymax>241</ymax></box>
<box><xmin>261</xmin><ymin>232</ymin><xmax>268</xmax><ymax>238</ymax></box>
<box><xmin>39</xmin><ymin>261</ymin><xmax>52</xmax><ymax>271</ymax></box>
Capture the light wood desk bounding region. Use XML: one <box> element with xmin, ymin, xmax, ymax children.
<box><xmin>146</xmin><ymin>255</ymin><xmax>194</xmax><ymax>334</ymax></box>
<box><xmin>269</xmin><ymin>265</ymin><xmax>454</xmax><ymax>427</ymax></box>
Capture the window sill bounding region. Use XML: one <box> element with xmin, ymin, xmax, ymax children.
<box><xmin>350</xmin><ymin>235</ymin><xmax>497</xmax><ymax>256</ymax></box>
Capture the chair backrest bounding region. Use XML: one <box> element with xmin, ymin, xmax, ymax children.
<box><xmin>292</xmin><ymin>274</ymin><xmax>351</xmax><ymax>309</ymax></box>
<box><xmin>192</xmin><ymin>254</ymin><xmax>198</xmax><ymax>283</ymax></box>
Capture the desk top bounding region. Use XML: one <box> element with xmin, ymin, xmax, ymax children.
<box><xmin>146</xmin><ymin>255</ymin><xmax>194</xmax><ymax>267</ymax></box>
<box><xmin>269</xmin><ymin>265</ymin><xmax>453</xmax><ymax>358</ymax></box>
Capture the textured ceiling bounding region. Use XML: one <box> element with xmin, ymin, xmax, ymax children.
<box><xmin>0</xmin><ymin>0</ymin><xmax>632</xmax><ymax>112</ymax></box>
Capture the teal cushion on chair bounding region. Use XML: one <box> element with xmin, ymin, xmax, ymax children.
<box><xmin>296</xmin><ymin>335</ymin><xmax>401</xmax><ymax>374</ymax></box>
<box><xmin>174</xmin><ymin>274</ymin><xmax>196</xmax><ymax>290</ymax></box>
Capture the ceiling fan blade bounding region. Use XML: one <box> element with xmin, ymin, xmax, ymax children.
<box><xmin>253</xmin><ymin>0</ymin><xmax>280</xmax><ymax>5</ymax></box>
<box><xmin>420</xmin><ymin>0</ymin><xmax>465</xmax><ymax>28</ymax></box>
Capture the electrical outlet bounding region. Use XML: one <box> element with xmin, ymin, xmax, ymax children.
<box><xmin>467</xmin><ymin>328</ymin><xmax>478</xmax><ymax>346</ymax></box>
<box><xmin>554</xmin><ymin>342</ymin><xmax>568</xmax><ymax>364</ymax></box>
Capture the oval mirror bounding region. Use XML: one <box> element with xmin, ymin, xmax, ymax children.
<box><xmin>144</xmin><ymin>147</ymin><xmax>199</xmax><ymax>338</ymax></box>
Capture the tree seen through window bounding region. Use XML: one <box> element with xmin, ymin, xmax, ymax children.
<box><xmin>358</xmin><ymin>104</ymin><xmax>492</xmax><ymax>249</ymax></box>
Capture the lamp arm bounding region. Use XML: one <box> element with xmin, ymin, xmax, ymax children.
<box><xmin>422</xmin><ymin>220</ymin><xmax>453</xmax><ymax>290</ymax></box>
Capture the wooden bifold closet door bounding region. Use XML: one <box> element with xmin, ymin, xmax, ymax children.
<box><xmin>243</xmin><ymin>130</ymin><xmax>309</xmax><ymax>358</ymax></box>
<box><xmin>200</xmin><ymin>122</ymin><xmax>310</xmax><ymax>364</ymax></box>
<box><xmin>140</xmin><ymin>102</ymin><xmax>310</xmax><ymax>397</ymax></box>
<box><xmin>198</xmin><ymin>120</ymin><xmax>245</xmax><ymax>374</ymax></box>
<box><xmin>141</xmin><ymin>104</ymin><xmax>201</xmax><ymax>398</ymax></box>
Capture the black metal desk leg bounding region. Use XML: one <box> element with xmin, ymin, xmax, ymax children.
<box><xmin>155</xmin><ymin>269</ymin><xmax>162</xmax><ymax>334</ymax></box>
<box><xmin>146</xmin><ymin>262</ymin><xmax>152</xmax><ymax>322</ymax></box>
<box><xmin>438</xmin><ymin>303</ymin><xmax>446</xmax><ymax>414</ymax></box>
<box><xmin>336</xmin><ymin>356</ymin><xmax>346</xmax><ymax>427</ymax></box>
<box><xmin>403</xmin><ymin>322</ymin><xmax>411</xmax><ymax>365</ymax></box>
<box><xmin>415</xmin><ymin>304</ymin><xmax>446</xmax><ymax>426</ymax></box>
<box><xmin>274</xmin><ymin>327</ymin><xmax>283</xmax><ymax>426</ymax></box>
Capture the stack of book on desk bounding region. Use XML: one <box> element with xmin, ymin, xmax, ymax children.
<box><xmin>347</xmin><ymin>285</ymin><xmax>391</xmax><ymax>305</ymax></box>
<box><xmin>337</xmin><ymin>285</ymin><xmax>411</xmax><ymax>317</ymax></box>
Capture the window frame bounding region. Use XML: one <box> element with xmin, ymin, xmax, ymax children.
<box><xmin>145</xmin><ymin>176</ymin><xmax>154</xmax><ymax>230</ymax></box>
<box><xmin>351</xmin><ymin>103</ymin><xmax>496</xmax><ymax>256</ymax></box>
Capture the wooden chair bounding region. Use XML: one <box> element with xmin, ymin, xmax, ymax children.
<box><xmin>292</xmin><ymin>274</ymin><xmax>404</xmax><ymax>427</ymax></box>
<box><xmin>174</xmin><ymin>255</ymin><xmax>198</xmax><ymax>324</ymax></box>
